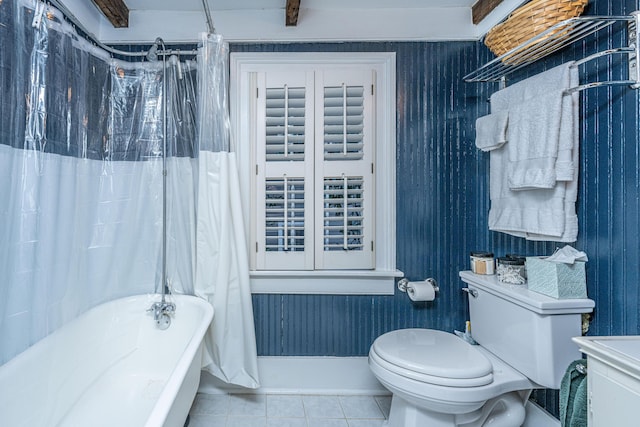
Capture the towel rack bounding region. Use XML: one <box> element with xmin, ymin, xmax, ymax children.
<box><xmin>464</xmin><ymin>11</ymin><xmax>640</xmax><ymax>94</ymax></box>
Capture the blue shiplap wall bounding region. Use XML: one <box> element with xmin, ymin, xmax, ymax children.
<box><xmin>230</xmin><ymin>38</ymin><xmax>564</xmax><ymax>357</ymax></box>
<box><xmin>235</xmin><ymin>0</ymin><xmax>640</xmax><ymax>342</ymax></box>
<box><xmin>234</xmin><ymin>0</ymin><xmax>640</xmax><ymax>416</ymax></box>
<box><xmin>577</xmin><ymin>0</ymin><xmax>640</xmax><ymax>336</ymax></box>
<box><xmin>232</xmin><ymin>41</ymin><xmax>496</xmax><ymax>357</ymax></box>
<box><xmin>516</xmin><ymin>0</ymin><xmax>640</xmax><ymax>413</ymax></box>
<box><xmin>490</xmin><ymin>0</ymin><xmax>640</xmax><ymax>337</ymax></box>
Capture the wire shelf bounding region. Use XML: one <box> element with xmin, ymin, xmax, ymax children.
<box><xmin>464</xmin><ymin>15</ymin><xmax>635</xmax><ymax>83</ymax></box>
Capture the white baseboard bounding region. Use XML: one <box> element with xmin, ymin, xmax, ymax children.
<box><xmin>198</xmin><ymin>356</ymin><xmax>388</xmax><ymax>395</ymax></box>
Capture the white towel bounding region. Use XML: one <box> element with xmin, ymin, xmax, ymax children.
<box><xmin>507</xmin><ymin>90</ymin><xmax>564</xmax><ymax>189</ymax></box>
<box><xmin>556</xmin><ymin>66</ymin><xmax>580</xmax><ymax>182</ymax></box>
<box><xmin>524</xmin><ymin>118</ymin><xmax>579</xmax><ymax>242</ymax></box>
<box><xmin>491</xmin><ymin>63</ymin><xmax>574</xmax><ymax>103</ymax></box>
<box><xmin>491</xmin><ymin>63</ymin><xmax>577</xmax><ymax>189</ymax></box>
<box><xmin>475</xmin><ymin>110</ymin><xmax>508</xmax><ymax>152</ymax></box>
<box><xmin>488</xmin><ymin>146</ymin><xmax>568</xmax><ymax>239</ymax></box>
<box><xmin>487</xmin><ymin>63</ymin><xmax>579</xmax><ymax>242</ymax></box>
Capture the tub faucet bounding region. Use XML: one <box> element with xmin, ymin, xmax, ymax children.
<box><xmin>148</xmin><ymin>300</ymin><xmax>175</xmax><ymax>330</ymax></box>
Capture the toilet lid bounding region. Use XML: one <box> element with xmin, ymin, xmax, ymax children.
<box><xmin>371</xmin><ymin>329</ymin><xmax>493</xmax><ymax>385</ymax></box>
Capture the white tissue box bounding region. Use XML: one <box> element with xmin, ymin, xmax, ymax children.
<box><xmin>526</xmin><ymin>257</ymin><xmax>587</xmax><ymax>299</ymax></box>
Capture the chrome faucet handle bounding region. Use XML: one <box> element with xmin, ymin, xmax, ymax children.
<box><xmin>164</xmin><ymin>301</ymin><xmax>176</xmax><ymax>314</ymax></box>
<box><xmin>147</xmin><ymin>302</ymin><xmax>159</xmax><ymax>313</ymax></box>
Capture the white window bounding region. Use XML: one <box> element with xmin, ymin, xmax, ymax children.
<box><xmin>231</xmin><ymin>53</ymin><xmax>401</xmax><ymax>294</ymax></box>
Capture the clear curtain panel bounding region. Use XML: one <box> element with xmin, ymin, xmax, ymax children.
<box><xmin>165</xmin><ymin>56</ymin><xmax>199</xmax><ymax>296</ymax></box>
<box><xmin>0</xmin><ymin>1</ymin><xmax>169</xmax><ymax>364</ymax></box>
<box><xmin>197</xmin><ymin>34</ymin><xmax>230</xmax><ymax>153</ymax></box>
<box><xmin>108</xmin><ymin>55</ymin><xmax>200</xmax><ymax>297</ymax></box>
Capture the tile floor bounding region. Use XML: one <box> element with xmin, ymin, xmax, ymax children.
<box><xmin>187</xmin><ymin>393</ymin><xmax>391</xmax><ymax>427</ymax></box>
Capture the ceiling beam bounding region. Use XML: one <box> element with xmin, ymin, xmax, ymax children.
<box><xmin>92</xmin><ymin>0</ymin><xmax>129</xmax><ymax>28</ymax></box>
<box><xmin>472</xmin><ymin>0</ymin><xmax>504</xmax><ymax>25</ymax></box>
<box><xmin>286</xmin><ymin>0</ymin><xmax>300</xmax><ymax>27</ymax></box>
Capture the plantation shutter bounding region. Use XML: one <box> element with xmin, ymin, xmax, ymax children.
<box><xmin>255</xmin><ymin>71</ymin><xmax>315</xmax><ymax>270</ymax></box>
<box><xmin>314</xmin><ymin>69</ymin><xmax>375</xmax><ymax>270</ymax></box>
<box><xmin>252</xmin><ymin>66</ymin><xmax>376</xmax><ymax>272</ymax></box>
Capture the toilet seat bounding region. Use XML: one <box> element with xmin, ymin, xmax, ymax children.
<box><xmin>370</xmin><ymin>329</ymin><xmax>493</xmax><ymax>387</ymax></box>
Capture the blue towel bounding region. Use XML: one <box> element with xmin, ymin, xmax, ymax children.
<box><xmin>560</xmin><ymin>359</ymin><xmax>588</xmax><ymax>427</ymax></box>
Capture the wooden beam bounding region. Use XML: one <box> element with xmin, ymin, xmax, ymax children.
<box><xmin>472</xmin><ymin>0</ymin><xmax>505</xmax><ymax>25</ymax></box>
<box><xmin>286</xmin><ymin>0</ymin><xmax>300</xmax><ymax>27</ymax></box>
<box><xmin>93</xmin><ymin>0</ymin><xmax>129</xmax><ymax>28</ymax></box>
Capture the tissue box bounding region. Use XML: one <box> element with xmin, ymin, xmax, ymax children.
<box><xmin>526</xmin><ymin>257</ymin><xmax>587</xmax><ymax>299</ymax></box>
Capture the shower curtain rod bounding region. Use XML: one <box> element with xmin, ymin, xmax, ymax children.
<box><xmin>46</xmin><ymin>0</ymin><xmax>203</xmax><ymax>58</ymax></box>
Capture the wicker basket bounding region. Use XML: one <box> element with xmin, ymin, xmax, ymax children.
<box><xmin>484</xmin><ymin>0</ymin><xmax>589</xmax><ymax>57</ymax></box>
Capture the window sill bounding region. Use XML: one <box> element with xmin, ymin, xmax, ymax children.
<box><xmin>250</xmin><ymin>270</ymin><xmax>404</xmax><ymax>295</ymax></box>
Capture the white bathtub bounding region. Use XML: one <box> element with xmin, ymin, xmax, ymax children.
<box><xmin>0</xmin><ymin>294</ymin><xmax>214</xmax><ymax>427</ymax></box>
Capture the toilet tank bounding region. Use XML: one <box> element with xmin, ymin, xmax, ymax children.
<box><xmin>459</xmin><ymin>271</ymin><xmax>594</xmax><ymax>389</ymax></box>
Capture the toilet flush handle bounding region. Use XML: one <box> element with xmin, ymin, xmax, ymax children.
<box><xmin>462</xmin><ymin>287</ymin><xmax>478</xmax><ymax>298</ymax></box>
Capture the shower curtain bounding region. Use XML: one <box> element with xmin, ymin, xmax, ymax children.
<box><xmin>195</xmin><ymin>34</ymin><xmax>260</xmax><ymax>388</ymax></box>
<box><xmin>0</xmin><ymin>1</ymin><xmax>170</xmax><ymax>363</ymax></box>
<box><xmin>0</xmin><ymin>0</ymin><xmax>259</xmax><ymax>388</ymax></box>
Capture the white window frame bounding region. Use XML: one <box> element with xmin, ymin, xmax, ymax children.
<box><xmin>230</xmin><ymin>52</ymin><xmax>402</xmax><ymax>295</ymax></box>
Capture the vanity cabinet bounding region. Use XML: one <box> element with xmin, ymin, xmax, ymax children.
<box><xmin>573</xmin><ymin>337</ymin><xmax>640</xmax><ymax>427</ymax></box>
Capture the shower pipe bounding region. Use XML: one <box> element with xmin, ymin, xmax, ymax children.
<box><xmin>145</xmin><ymin>36</ymin><xmax>177</xmax><ymax>330</ymax></box>
<box><xmin>45</xmin><ymin>0</ymin><xmax>218</xmax><ymax>59</ymax></box>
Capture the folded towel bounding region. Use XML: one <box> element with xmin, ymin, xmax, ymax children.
<box><xmin>475</xmin><ymin>111</ymin><xmax>508</xmax><ymax>152</ymax></box>
<box><xmin>507</xmin><ymin>90</ymin><xmax>564</xmax><ymax>189</ymax></box>
<box><xmin>487</xmin><ymin>63</ymin><xmax>579</xmax><ymax>242</ymax></box>
<box><xmin>523</xmin><ymin>146</ymin><xmax>579</xmax><ymax>242</ymax></box>
<box><xmin>560</xmin><ymin>359</ymin><xmax>588</xmax><ymax>427</ymax></box>
<box><xmin>517</xmin><ymin>72</ymin><xmax>579</xmax><ymax>241</ymax></box>
<box><xmin>502</xmin><ymin>63</ymin><xmax>576</xmax><ymax>190</ymax></box>
<box><xmin>491</xmin><ymin>63</ymin><xmax>574</xmax><ymax>105</ymax></box>
<box><xmin>555</xmin><ymin>66</ymin><xmax>579</xmax><ymax>182</ymax></box>
<box><xmin>488</xmin><ymin>178</ymin><xmax>568</xmax><ymax>238</ymax></box>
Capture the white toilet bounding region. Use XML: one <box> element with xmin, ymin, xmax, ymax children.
<box><xmin>369</xmin><ymin>270</ymin><xmax>595</xmax><ymax>427</ymax></box>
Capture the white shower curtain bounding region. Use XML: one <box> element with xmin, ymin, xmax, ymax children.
<box><xmin>194</xmin><ymin>34</ymin><xmax>260</xmax><ymax>389</ymax></box>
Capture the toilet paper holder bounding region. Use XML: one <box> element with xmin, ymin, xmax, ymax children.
<box><xmin>397</xmin><ymin>278</ymin><xmax>440</xmax><ymax>296</ymax></box>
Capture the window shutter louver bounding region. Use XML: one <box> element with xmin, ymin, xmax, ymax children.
<box><xmin>315</xmin><ymin>69</ymin><xmax>375</xmax><ymax>270</ymax></box>
<box><xmin>322</xmin><ymin>176</ymin><xmax>365</xmax><ymax>251</ymax></box>
<box><xmin>265</xmin><ymin>177</ymin><xmax>306</xmax><ymax>252</ymax></box>
<box><xmin>265</xmin><ymin>86</ymin><xmax>306</xmax><ymax>161</ymax></box>
<box><xmin>255</xmin><ymin>71</ymin><xmax>315</xmax><ymax>271</ymax></box>
<box><xmin>323</xmin><ymin>85</ymin><xmax>365</xmax><ymax>161</ymax></box>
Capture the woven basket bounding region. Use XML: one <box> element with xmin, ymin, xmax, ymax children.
<box><xmin>484</xmin><ymin>0</ymin><xmax>589</xmax><ymax>58</ymax></box>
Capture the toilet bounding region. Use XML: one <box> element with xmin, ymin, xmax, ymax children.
<box><xmin>369</xmin><ymin>270</ymin><xmax>595</xmax><ymax>427</ymax></box>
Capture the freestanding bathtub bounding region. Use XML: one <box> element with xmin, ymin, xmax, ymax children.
<box><xmin>0</xmin><ymin>294</ymin><xmax>214</xmax><ymax>427</ymax></box>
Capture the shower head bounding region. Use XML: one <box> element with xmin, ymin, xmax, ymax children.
<box><xmin>146</xmin><ymin>37</ymin><xmax>165</xmax><ymax>62</ymax></box>
<box><xmin>146</xmin><ymin>44</ymin><xmax>158</xmax><ymax>61</ymax></box>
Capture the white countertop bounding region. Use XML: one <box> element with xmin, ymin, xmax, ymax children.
<box><xmin>573</xmin><ymin>336</ymin><xmax>640</xmax><ymax>380</ymax></box>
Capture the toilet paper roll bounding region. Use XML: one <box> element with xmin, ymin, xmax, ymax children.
<box><xmin>406</xmin><ymin>280</ymin><xmax>436</xmax><ymax>302</ymax></box>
